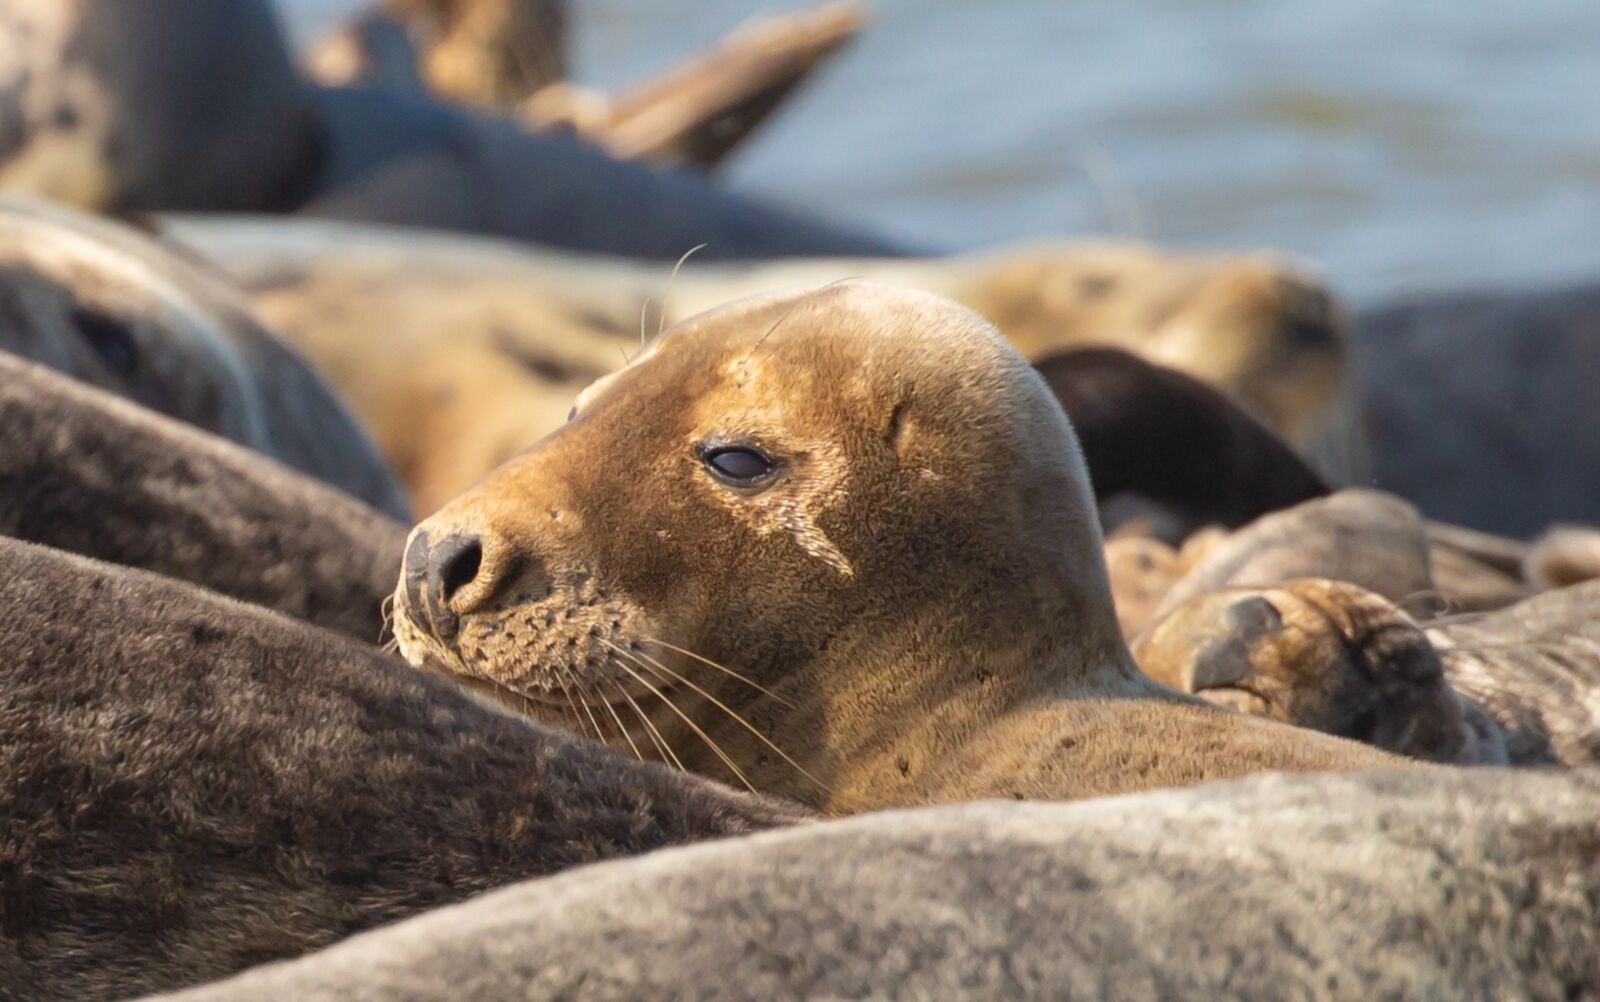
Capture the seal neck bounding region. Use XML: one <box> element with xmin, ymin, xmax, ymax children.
<box><xmin>807</xmin><ymin>587</ymin><xmax>1150</xmax><ymax>813</ymax></box>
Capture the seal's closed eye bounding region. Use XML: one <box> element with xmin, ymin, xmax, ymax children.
<box><xmin>702</xmin><ymin>445</ymin><xmax>777</xmax><ymax>487</ymax></box>
<box><xmin>72</xmin><ymin>306</ymin><xmax>139</xmax><ymax>379</ymax></box>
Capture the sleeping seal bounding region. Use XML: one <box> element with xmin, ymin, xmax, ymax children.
<box><xmin>0</xmin><ymin>194</ymin><xmax>410</xmax><ymax>518</ymax></box>
<box><xmin>0</xmin><ymin>536</ymin><xmax>807</xmax><ymax>1002</ymax></box>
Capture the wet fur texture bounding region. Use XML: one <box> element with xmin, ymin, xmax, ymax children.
<box><xmin>0</xmin><ymin>351</ymin><xmax>404</xmax><ymax>640</ymax></box>
<box><xmin>395</xmin><ymin>282</ymin><xmax>1398</xmax><ymax>815</ymax></box>
<box><xmin>159</xmin><ymin>768</ymin><xmax>1600</xmax><ymax>1002</ymax></box>
<box><xmin>0</xmin><ymin>194</ymin><xmax>409</xmax><ymax>517</ymax></box>
<box><xmin>0</xmin><ymin>537</ymin><xmax>808</xmax><ymax>1002</ymax></box>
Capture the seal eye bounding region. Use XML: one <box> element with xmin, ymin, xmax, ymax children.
<box><xmin>702</xmin><ymin>445</ymin><xmax>776</xmax><ymax>486</ymax></box>
<box><xmin>72</xmin><ymin>306</ymin><xmax>138</xmax><ymax>378</ymax></box>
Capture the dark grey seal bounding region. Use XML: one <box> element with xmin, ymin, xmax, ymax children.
<box><xmin>0</xmin><ymin>351</ymin><xmax>404</xmax><ymax>640</ymax></box>
<box><xmin>0</xmin><ymin>536</ymin><xmax>809</xmax><ymax>1002</ymax></box>
<box><xmin>0</xmin><ymin>193</ymin><xmax>411</xmax><ymax>518</ymax></box>
<box><xmin>152</xmin><ymin>768</ymin><xmax>1600</xmax><ymax>1002</ymax></box>
<box><xmin>0</xmin><ymin>0</ymin><xmax>904</xmax><ymax>260</ymax></box>
<box><xmin>1431</xmin><ymin>578</ymin><xmax>1600</xmax><ymax>766</ymax></box>
<box><xmin>1353</xmin><ymin>281</ymin><xmax>1600</xmax><ymax>535</ymax></box>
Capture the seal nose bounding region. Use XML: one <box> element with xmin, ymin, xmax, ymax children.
<box><xmin>401</xmin><ymin>531</ymin><xmax>484</xmax><ymax>642</ymax></box>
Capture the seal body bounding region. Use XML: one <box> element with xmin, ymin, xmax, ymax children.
<box><xmin>0</xmin><ymin>0</ymin><xmax>319</xmax><ymax>211</ymax></box>
<box><xmin>156</xmin><ymin>769</ymin><xmax>1600</xmax><ymax>1002</ymax></box>
<box><xmin>172</xmin><ymin>216</ymin><xmax>1345</xmax><ymax>513</ymax></box>
<box><xmin>1430</xmin><ymin>579</ymin><xmax>1600</xmax><ymax>765</ymax></box>
<box><xmin>0</xmin><ymin>352</ymin><xmax>404</xmax><ymax>640</ymax></box>
<box><xmin>1034</xmin><ymin>346</ymin><xmax>1328</xmax><ymax>530</ymax></box>
<box><xmin>0</xmin><ymin>0</ymin><xmax>899</xmax><ymax>258</ymax></box>
<box><xmin>0</xmin><ymin>537</ymin><xmax>807</xmax><ymax>1002</ymax></box>
<box><xmin>1134</xmin><ymin>579</ymin><xmax>1508</xmax><ymax>765</ymax></box>
<box><xmin>1354</xmin><ymin>281</ymin><xmax>1600</xmax><ymax>534</ymax></box>
<box><xmin>1136</xmin><ymin>575</ymin><xmax>1600</xmax><ymax>767</ymax></box>
<box><xmin>391</xmin><ymin>282</ymin><xmax>1396</xmax><ymax>814</ymax></box>
<box><xmin>1150</xmin><ymin>489</ymin><xmax>1437</xmax><ymax>620</ymax></box>
<box><xmin>0</xmin><ymin>195</ymin><xmax>410</xmax><ymax>518</ymax></box>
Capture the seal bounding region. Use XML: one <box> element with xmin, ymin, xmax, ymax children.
<box><xmin>1136</xmin><ymin>576</ymin><xmax>1600</xmax><ymax>767</ymax></box>
<box><xmin>1525</xmin><ymin>524</ymin><xmax>1600</xmax><ymax>590</ymax></box>
<box><xmin>1149</xmin><ymin>489</ymin><xmax>1438</xmax><ymax>621</ymax></box>
<box><xmin>0</xmin><ymin>351</ymin><xmax>404</xmax><ymax>640</ymax></box>
<box><xmin>1132</xmin><ymin>579</ymin><xmax>1508</xmax><ymax>765</ymax></box>
<box><xmin>171</xmin><ymin>215</ymin><xmax>1346</xmax><ymax>512</ymax></box>
<box><xmin>1149</xmin><ymin>490</ymin><xmax>1533</xmax><ymax>621</ymax></box>
<box><xmin>0</xmin><ymin>0</ymin><xmax>898</xmax><ymax>259</ymax></box>
<box><xmin>1103</xmin><ymin>535</ymin><xmax>1185</xmax><ymax>639</ymax></box>
<box><xmin>391</xmin><ymin>282</ymin><xmax>1398</xmax><ymax>814</ymax></box>
<box><xmin>0</xmin><ymin>194</ymin><xmax>411</xmax><ymax>519</ymax></box>
<box><xmin>1033</xmin><ymin>346</ymin><xmax>1328</xmax><ymax>531</ymax></box>
<box><xmin>1430</xmin><ymin>578</ymin><xmax>1600</xmax><ymax>765</ymax></box>
<box><xmin>1353</xmin><ymin>280</ymin><xmax>1600</xmax><ymax>535</ymax></box>
<box><xmin>0</xmin><ymin>0</ymin><xmax>319</xmax><ymax>212</ymax></box>
<box><xmin>159</xmin><ymin>769</ymin><xmax>1600</xmax><ymax>1002</ymax></box>
<box><xmin>0</xmin><ymin>535</ymin><xmax>808</xmax><ymax>1002</ymax></box>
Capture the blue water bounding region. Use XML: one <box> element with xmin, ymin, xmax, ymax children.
<box><xmin>279</xmin><ymin>0</ymin><xmax>1600</xmax><ymax>303</ymax></box>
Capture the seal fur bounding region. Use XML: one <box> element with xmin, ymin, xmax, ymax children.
<box><xmin>157</xmin><ymin>769</ymin><xmax>1600</xmax><ymax>1002</ymax></box>
<box><xmin>392</xmin><ymin>282</ymin><xmax>1397</xmax><ymax>814</ymax></box>
<box><xmin>0</xmin><ymin>351</ymin><xmax>404</xmax><ymax>640</ymax></box>
<box><xmin>171</xmin><ymin>215</ymin><xmax>1347</xmax><ymax>513</ymax></box>
<box><xmin>0</xmin><ymin>194</ymin><xmax>410</xmax><ymax>518</ymax></box>
<box><xmin>0</xmin><ymin>536</ymin><xmax>807</xmax><ymax>1002</ymax></box>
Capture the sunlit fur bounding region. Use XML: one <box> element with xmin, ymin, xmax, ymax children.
<box><xmin>394</xmin><ymin>281</ymin><xmax>1397</xmax><ymax>814</ymax></box>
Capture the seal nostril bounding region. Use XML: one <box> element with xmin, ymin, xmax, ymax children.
<box><xmin>437</xmin><ymin>536</ymin><xmax>483</xmax><ymax>604</ymax></box>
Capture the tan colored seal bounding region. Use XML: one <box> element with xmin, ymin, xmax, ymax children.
<box><xmin>1136</xmin><ymin>575</ymin><xmax>1600</xmax><ymax>767</ymax></box>
<box><xmin>1525</xmin><ymin>525</ymin><xmax>1600</xmax><ymax>590</ymax></box>
<box><xmin>391</xmin><ymin>282</ymin><xmax>1396</xmax><ymax>814</ymax></box>
<box><xmin>1104</xmin><ymin>536</ymin><xmax>1185</xmax><ymax>639</ymax></box>
<box><xmin>170</xmin><ymin>216</ymin><xmax>1348</xmax><ymax>513</ymax></box>
<box><xmin>1133</xmin><ymin>579</ymin><xmax>1508</xmax><ymax>765</ymax></box>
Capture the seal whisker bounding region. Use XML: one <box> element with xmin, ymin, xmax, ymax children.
<box><xmin>1422</xmin><ymin>608</ymin><xmax>1495</xmax><ymax>628</ymax></box>
<box><xmin>624</xmin><ymin>642</ymin><xmax>829</xmax><ymax>794</ymax></box>
<box><xmin>658</xmin><ymin>243</ymin><xmax>708</xmax><ymax>338</ymax></box>
<box><xmin>559</xmin><ymin>684</ymin><xmax>596</xmax><ymax>742</ymax></box>
<box><xmin>741</xmin><ymin>275</ymin><xmax>865</xmax><ymax>364</ymax></box>
<box><xmin>606</xmin><ymin>644</ymin><xmax>756</xmax><ymax>791</ymax></box>
<box><xmin>571</xmin><ymin>679</ymin><xmax>609</xmax><ymax>746</ymax></box>
<box><xmin>590</xmin><ymin>680</ymin><xmax>646</xmax><ymax>762</ymax></box>
<box><xmin>641</xmin><ymin>635</ymin><xmax>796</xmax><ymax>709</ymax></box>
<box><xmin>378</xmin><ymin>593</ymin><xmax>397</xmax><ymax>646</ymax></box>
<box><xmin>612</xmin><ymin>676</ymin><xmax>683</xmax><ymax>770</ymax></box>
<box><xmin>638</xmin><ymin>295</ymin><xmax>656</xmax><ymax>350</ymax></box>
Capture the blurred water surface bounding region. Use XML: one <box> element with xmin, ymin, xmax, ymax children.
<box><xmin>278</xmin><ymin>0</ymin><xmax>1600</xmax><ymax>303</ymax></box>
